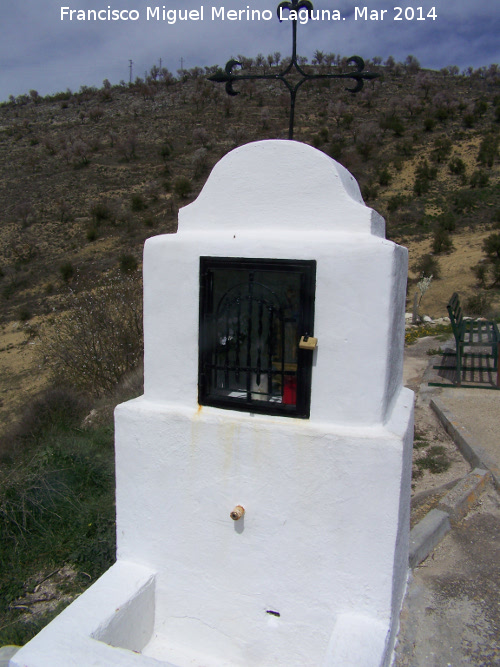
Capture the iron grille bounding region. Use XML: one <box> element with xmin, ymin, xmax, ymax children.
<box><xmin>199</xmin><ymin>257</ymin><xmax>316</xmax><ymax>418</ymax></box>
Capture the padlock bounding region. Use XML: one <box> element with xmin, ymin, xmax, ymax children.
<box><xmin>299</xmin><ymin>335</ymin><xmax>318</xmax><ymax>350</ymax></box>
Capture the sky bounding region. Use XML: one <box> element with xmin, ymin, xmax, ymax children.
<box><xmin>1</xmin><ymin>0</ymin><xmax>499</xmax><ymax>102</ymax></box>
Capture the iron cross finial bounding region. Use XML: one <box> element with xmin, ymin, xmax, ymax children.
<box><xmin>209</xmin><ymin>1</ymin><xmax>380</xmax><ymax>139</ymax></box>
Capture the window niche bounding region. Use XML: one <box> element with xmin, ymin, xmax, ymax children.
<box><xmin>199</xmin><ymin>257</ymin><xmax>316</xmax><ymax>418</ymax></box>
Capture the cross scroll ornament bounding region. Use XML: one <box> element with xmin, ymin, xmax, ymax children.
<box><xmin>209</xmin><ymin>0</ymin><xmax>380</xmax><ymax>139</ymax></box>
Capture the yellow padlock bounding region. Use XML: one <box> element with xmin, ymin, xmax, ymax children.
<box><xmin>299</xmin><ymin>335</ymin><xmax>318</xmax><ymax>350</ymax></box>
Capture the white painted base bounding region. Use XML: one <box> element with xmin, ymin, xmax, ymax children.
<box><xmin>9</xmin><ymin>588</ymin><xmax>397</xmax><ymax>667</ymax></box>
<box><xmin>11</xmin><ymin>388</ymin><xmax>412</xmax><ymax>667</ymax></box>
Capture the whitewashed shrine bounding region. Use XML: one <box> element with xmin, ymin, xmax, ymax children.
<box><xmin>11</xmin><ymin>140</ymin><xmax>413</xmax><ymax>667</ymax></box>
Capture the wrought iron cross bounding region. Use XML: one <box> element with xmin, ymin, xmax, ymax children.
<box><xmin>209</xmin><ymin>0</ymin><xmax>380</xmax><ymax>139</ymax></box>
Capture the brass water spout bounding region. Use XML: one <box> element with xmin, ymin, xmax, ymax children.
<box><xmin>230</xmin><ymin>505</ymin><xmax>245</xmax><ymax>521</ymax></box>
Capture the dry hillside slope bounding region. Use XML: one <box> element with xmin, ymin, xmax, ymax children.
<box><xmin>1</xmin><ymin>58</ymin><xmax>499</xmax><ymax>427</ymax></box>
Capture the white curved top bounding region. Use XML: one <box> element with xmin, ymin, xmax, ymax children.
<box><xmin>179</xmin><ymin>140</ymin><xmax>384</xmax><ymax>236</ymax></box>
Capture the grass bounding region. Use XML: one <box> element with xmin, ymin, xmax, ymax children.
<box><xmin>0</xmin><ymin>397</ymin><xmax>116</xmax><ymax>646</ymax></box>
<box><xmin>412</xmin><ymin>427</ymin><xmax>452</xmax><ymax>480</ymax></box>
<box><xmin>413</xmin><ymin>444</ymin><xmax>452</xmax><ymax>480</ymax></box>
<box><xmin>405</xmin><ymin>322</ymin><xmax>452</xmax><ymax>345</ymax></box>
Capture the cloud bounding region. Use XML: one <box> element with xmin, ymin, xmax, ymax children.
<box><xmin>0</xmin><ymin>0</ymin><xmax>498</xmax><ymax>101</ymax></box>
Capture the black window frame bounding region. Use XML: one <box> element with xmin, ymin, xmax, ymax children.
<box><xmin>198</xmin><ymin>257</ymin><xmax>316</xmax><ymax>418</ymax></box>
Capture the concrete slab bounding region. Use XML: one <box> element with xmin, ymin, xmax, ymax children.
<box><xmin>409</xmin><ymin>509</ymin><xmax>450</xmax><ymax>569</ymax></box>
<box><xmin>438</xmin><ymin>468</ymin><xmax>492</xmax><ymax>524</ymax></box>
<box><xmin>432</xmin><ymin>393</ymin><xmax>500</xmax><ymax>488</ymax></box>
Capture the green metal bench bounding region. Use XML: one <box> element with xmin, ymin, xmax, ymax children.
<box><xmin>446</xmin><ymin>292</ymin><xmax>499</xmax><ymax>388</ymax></box>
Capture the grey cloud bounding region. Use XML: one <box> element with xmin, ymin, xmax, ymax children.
<box><xmin>0</xmin><ymin>0</ymin><xmax>498</xmax><ymax>100</ymax></box>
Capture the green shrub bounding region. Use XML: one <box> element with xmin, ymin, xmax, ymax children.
<box><xmin>130</xmin><ymin>194</ymin><xmax>146</xmax><ymax>212</ymax></box>
<box><xmin>471</xmin><ymin>263</ymin><xmax>488</xmax><ymax>288</ymax></box>
<box><xmin>416</xmin><ymin>159</ymin><xmax>437</xmax><ymax>181</ymax></box>
<box><xmin>318</xmin><ymin>127</ymin><xmax>329</xmax><ymax>143</ymax></box>
<box><xmin>341</xmin><ymin>112</ymin><xmax>354</xmax><ymax>129</ymax></box>
<box><xmin>432</xmin><ymin>227</ymin><xmax>452</xmax><ymax>254</ymax></box>
<box><xmin>470</xmin><ymin>170</ymin><xmax>489</xmax><ymax>188</ymax></box>
<box><xmin>435</xmin><ymin>107</ymin><xmax>449</xmax><ymax>122</ymax></box>
<box><xmin>379</xmin><ymin>115</ymin><xmax>405</xmax><ymax>137</ymax></box>
<box><xmin>119</xmin><ymin>253</ymin><xmax>138</xmax><ymax>273</ymax></box>
<box><xmin>378</xmin><ymin>167</ymin><xmax>392</xmax><ymax>187</ymax></box>
<box><xmin>491</xmin><ymin>261</ymin><xmax>500</xmax><ymax>287</ymax></box>
<box><xmin>387</xmin><ymin>194</ymin><xmax>406</xmax><ymax>212</ymax></box>
<box><xmin>452</xmin><ymin>189</ymin><xmax>476</xmax><ymax>214</ymax></box>
<box><xmin>448</xmin><ymin>156</ymin><xmax>466</xmax><ymax>175</ymax></box>
<box><xmin>474</xmin><ymin>98</ymin><xmax>488</xmax><ymax>118</ymax></box>
<box><xmin>414</xmin><ymin>177</ymin><xmax>430</xmax><ymax>196</ymax></box>
<box><xmin>477</xmin><ymin>134</ymin><xmax>499</xmax><ymax>167</ymax></box>
<box><xmin>174</xmin><ymin>177</ymin><xmax>192</xmax><ymax>199</ymax></box>
<box><xmin>311</xmin><ymin>133</ymin><xmax>323</xmax><ymax>148</ymax></box>
<box><xmin>465</xmin><ymin>292</ymin><xmax>493</xmax><ymax>317</ymax></box>
<box><xmin>414</xmin><ymin>159</ymin><xmax>437</xmax><ymax>196</ymax></box>
<box><xmin>396</xmin><ymin>140</ymin><xmax>415</xmax><ymax>157</ymax></box>
<box><xmin>431</xmin><ymin>136</ymin><xmax>452</xmax><ymax>163</ymax></box>
<box><xmin>423</xmin><ymin>117</ymin><xmax>435</xmax><ymax>132</ymax></box>
<box><xmin>437</xmin><ymin>211</ymin><xmax>456</xmax><ymax>232</ymax></box>
<box><xmin>463</xmin><ymin>113</ymin><xmax>475</xmax><ymax>128</ymax></box>
<box><xmin>86</xmin><ymin>226</ymin><xmax>98</xmax><ymax>242</ymax></box>
<box><xmin>60</xmin><ymin>262</ymin><xmax>75</xmax><ymax>283</ymax></box>
<box><xmin>361</xmin><ymin>183</ymin><xmax>378</xmax><ymax>201</ymax></box>
<box><xmin>328</xmin><ymin>136</ymin><xmax>344</xmax><ymax>160</ymax></box>
<box><xmin>89</xmin><ymin>201</ymin><xmax>112</xmax><ymax>225</ymax></box>
<box><xmin>413</xmin><ymin>254</ymin><xmax>441</xmax><ymax>279</ymax></box>
<box><xmin>483</xmin><ymin>233</ymin><xmax>500</xmax><ymax>261</ymax></box>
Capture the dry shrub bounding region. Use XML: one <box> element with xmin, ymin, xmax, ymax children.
<box><xmin>18</xmin><ymin>387</ymin><xmax>88</xmax><ymax>439</ymax></box>
<box><xmin>40</xmin><ymin>277</ymin><xmax>143</xmax><ymax>397</ymax></box>
<box><xmin>1</xmin><ymin>387</ymin><xmax>89</xmax><ymax>460</ymax></box>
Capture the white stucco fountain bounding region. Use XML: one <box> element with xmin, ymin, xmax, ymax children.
<box><xmin>10</xmin><ymin>140</ymin><xmax>413</xmax><ymax>667</ymax></box>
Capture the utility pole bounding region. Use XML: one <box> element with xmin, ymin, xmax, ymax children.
<box><xmin>129</xmin><ymin>59</ymin><xmax>133</xmax><ymax>84</ymax></box>
<box><xmin>180</xmin><ymin>57</ymin><xmax>184</xmax><ymax>71</ymax></box>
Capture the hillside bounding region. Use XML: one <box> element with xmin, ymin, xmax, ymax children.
<box><xmin>0</xmin><ymin>57</ymin><xmax>499</xmax><ymax>427</ymax></box>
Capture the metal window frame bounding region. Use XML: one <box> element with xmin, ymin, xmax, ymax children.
<box><xmin>199</xmin><ymin>256</ymin><xmax>316</xmax><ymax>418</ymax></box>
